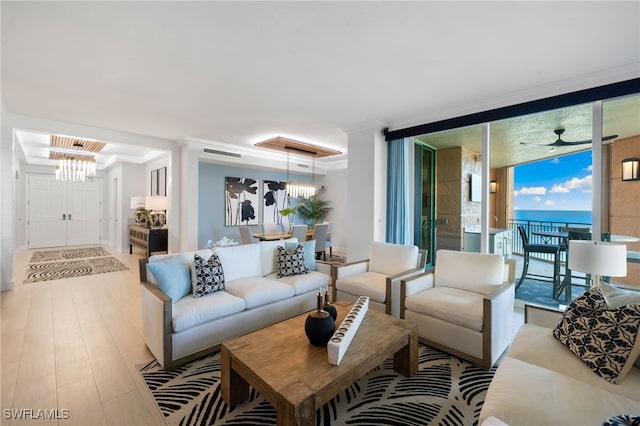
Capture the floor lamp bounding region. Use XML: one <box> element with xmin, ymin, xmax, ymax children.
<box><xmin>568</xmin><ymin>240</ymin><xmax>627</xmax><ymax>288</ymax></box>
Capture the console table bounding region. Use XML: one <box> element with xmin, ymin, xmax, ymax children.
<box><xmin>129</xmin><ymin>225</ymin><xmax>168</xmax><ymax>257</ymax></box>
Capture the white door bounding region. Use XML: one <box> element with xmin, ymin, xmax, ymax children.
<box><xmin>28</xmin><ymin>174</ymin><xmax>102</xmax><ymax>248</ymax></box>
<box><xmin>67</xmin><ymin>179</ymin><xmax>102</xmax><ymax>245</ymax></box>
<box><xmin>28</xmin><ymin>175</ymin><xmax>67</xmax><ymax>248</ymax></box>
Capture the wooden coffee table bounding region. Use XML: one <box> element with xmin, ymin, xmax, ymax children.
<box><xmin>221</xmin><ymin>300</ymin><xmax>417</xmax><ymax>425</ymax></box>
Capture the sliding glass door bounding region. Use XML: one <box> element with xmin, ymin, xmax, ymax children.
<box><xmin>414</xmin><ymin>143</ymin><xmax>436</xmax><ymax>266</ymax></box>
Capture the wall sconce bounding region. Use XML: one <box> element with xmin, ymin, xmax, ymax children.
<box><xmin>489</xmin><ymin>181</ymin><xmax>498</xmax><ymax>193</ymax></box>
<box><xmin>621</xmin><ymin>158</ymin><xmax>640</xmax><ymax>181</ymax></box>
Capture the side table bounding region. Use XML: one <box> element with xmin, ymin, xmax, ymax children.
<box><xmin>129</xmin><ymin>225</ymin><xmax>168</xmax><ymax>257</ymax></box>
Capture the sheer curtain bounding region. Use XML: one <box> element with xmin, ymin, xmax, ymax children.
<box><xmin>386</xmin><ymin>138</ymin><xmax>410</xmax><ymax>244</ymax></box>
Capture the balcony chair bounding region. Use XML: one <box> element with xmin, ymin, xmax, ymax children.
<box><xmin>400</xmin><ymin>250</ymin><xmax>516</xmax><ymax>369</ymax></box>
<box><xmin>516</xmin><ymin>225</ymin><xmax>563</xmax><ymax>296</ymax></box>
<box><xmin>311</xmin><ymin>223</ymin><xmax>329</xmax><ymax>260</ymax></box>
<box><xmin>333</xmin><ymin>241</ymin><xmax>423</xmax><ymax>318</ymax></box>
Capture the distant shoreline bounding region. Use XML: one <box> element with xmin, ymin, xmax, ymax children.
<box><xmin>513</xmin><ymin>209</ymin><xmax>592</xmax><ymax>225</ymax></box>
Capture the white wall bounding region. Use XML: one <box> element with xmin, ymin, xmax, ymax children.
<box><xmin>346</xmin><ymin>124</ymin><xmax>387</xmax><ymax>262</ymax></box>
<box><xmin>106</xmin><ymin>162</ymin><xmax>147</xmax><ymax>252</ymax></box>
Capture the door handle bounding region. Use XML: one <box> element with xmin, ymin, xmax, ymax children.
<box><xmin>62</xmin><ymin>214</ymin><xmax>66</xmax><ymax>220</ymax></box>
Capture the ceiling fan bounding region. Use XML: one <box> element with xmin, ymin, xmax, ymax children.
<box><xmin>521</xmin><ymin>128</ymin><xmax>618</xmax><ymax>148</ymax></box>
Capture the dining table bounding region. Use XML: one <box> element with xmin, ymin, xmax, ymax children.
<box><xmin>252</xmin><ymin>229</ymin><xmax>319</xmax><ymax>242</ymax></box>
<box><xmin>252</xmin><ymin>231</ymin><xmax>294</xmax><ymax>241</ymax></box>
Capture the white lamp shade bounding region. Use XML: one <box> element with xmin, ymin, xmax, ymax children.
<box><xmin>130</xmin><ymin>196</ymin><xmax>146</xmax><ymax>209</ymax></box>
<box><xmin>568</xmin><ymin>240</ymin><xmax>627</xmax><ymax>277</ymax></box>
<box><xmin>145</xmin><ymin>195</ymin><xmax>168</xmax><ymax>211</ymax></box>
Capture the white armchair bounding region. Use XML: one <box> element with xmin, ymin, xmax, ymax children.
<box><xmin>400</xmin><ymin>250</ymin><xmax>516</xmax><ymax>369</ymax></box>
<box><xmin>332</xmin><ymin>241</ymin><xmax>424</xmax><ymax>318</ymax></box>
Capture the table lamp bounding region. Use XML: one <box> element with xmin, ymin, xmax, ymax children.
<box><xmin>146</xmin><ymin>195</ymin><xmax>168</xmax><ymax>227</ymax></box>
<box><xmin>130</xmin><ymin>196</ymin><xmax>149</xmax><ymax>224</ymax></box>
<box><xmin>568</xmin><ymin>240</ymin><xmax>627</xmax><ymax>287</ymax></box>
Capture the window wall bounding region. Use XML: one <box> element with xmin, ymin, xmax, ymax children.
<box><xmin>410</xmin><ymin>92</ymin><xmax>640</xmax><ymax>302</ymax></box>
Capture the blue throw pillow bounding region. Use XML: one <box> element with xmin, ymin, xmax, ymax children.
<box><xmin>147</xmin><ymin>256</ymin><xmax>191</xmax><ymax>302</ymax></box>
<box><xmin>285</xmin><ymin>240</ymin><xmax>317</xmax><ymax>271</ymax></box>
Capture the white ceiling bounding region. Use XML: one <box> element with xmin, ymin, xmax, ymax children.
<box><xmin>2</xmin><ymin>1</ymin><xmax>639</xmax><ymax>170</ymax></box>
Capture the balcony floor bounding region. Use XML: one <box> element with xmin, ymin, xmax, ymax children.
<box><xmin>511</xmin><ymin>253</ymin><xmax>588</xmax><ymax>309</ymax></box>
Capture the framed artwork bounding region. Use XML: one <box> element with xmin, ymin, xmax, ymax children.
<box><xmin>158</xmin><ymin>167</ymin><xmax>167</xmax><ymax>196</ymax></box>
<box><xmin>263</xmin><ymin>180</ymin><xmax>288</xmax><ymax>228</ymax></box>
<box><xmin>151</xmin><ymin>169</ymin><xmax>158</xmax><ymax>195</ymax></box>
<box><xmin>225</xmin><ymin>177</ymin><xmax>259</xmax><ymax>226</ymax></box>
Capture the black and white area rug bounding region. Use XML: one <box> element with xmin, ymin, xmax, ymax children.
<box><xmin>29</xmin><ymin>246</ymin><xmax>111</xmax><ymax>262</ymax></box>
<box><xmin>139</xmin><ymin>344</ymin><xmax>495</xmax><ymax>426</ymax></box>
<box><xmin>23</xmin><ymin>256</ymin><xmax>129</xmax><ymax>283</ymax></box>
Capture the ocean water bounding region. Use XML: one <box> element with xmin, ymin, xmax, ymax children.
<box><xmin>513</xmin><ymin>209</ymin><xmax>592</xmax><ymax>226</ymax></box>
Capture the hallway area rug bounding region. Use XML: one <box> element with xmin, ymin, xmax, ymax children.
<box><xmin>23</xmin><ymin>256</ymin><xmax>129</xmax><ymax>283</ymax></box>
<box><xmin>138</xmin><ymin>344</ymin><xmax>495</xmax><ymax>426</ymax></box>
<box><xmin>29</xmin><ymin>246</ymin><xmax>111</xmax><ymax>262</ymax></box>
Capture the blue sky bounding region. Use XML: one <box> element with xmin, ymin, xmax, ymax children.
<box><xmin>514</xmin><ymin>150</ymin><xmax>592</xmax><ymax>211</ymax></box>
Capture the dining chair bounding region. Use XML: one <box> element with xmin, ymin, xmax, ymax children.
<box><xmin>324</xmin><ymin>221</ymin><xmax>333</xmax><ymax>258</ymax></box>
<box><xmin>261</xmin><ymin>222</ymin><xmax>279</xmax><ymax>234</ymax></box>
<box><xmin>311</xmin><ymin>223</ymin><xmax>329</xmax><ymax>260</ymax></box>
<box><xmin>238</xmin><ymin>225</ymin><xmax>257</xmax><ymax>244</ymax></box>
<box><xmin>516</xmin><ymin>225</ymin><xmax>563</xmax><ymax>295</ymax></box>
<box><xmin>291</xmin><ymin>224</ymin><xmax>308</xmax><ymax>243</ymax></box>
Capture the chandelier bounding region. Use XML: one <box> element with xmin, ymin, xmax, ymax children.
<box><xmin>254</xmin><ymin>136</ymin><xmax>342</xmax><ymax>199</ymax></box>
<box><xmin>55</xmin><ymin>157</ymin><xmax>97</xmax><ymax>182</ymax></box>
<box><xmin>50</xmin><ymin>136</ymin><xmax>103</xmax><ymax>182</ymax></box>
<box><xmin>285</xmin><ymin>147</ymin><xmax>316</xmax><ymax>199</ymax></box>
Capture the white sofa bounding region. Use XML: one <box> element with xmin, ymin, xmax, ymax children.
<box><xmin>400</xmin><ymin>250</ymin><xmax>516</xmax><ymax>369</ymax></box>
<box><xmin>139</xmin><ymin>239</ymin><xmax>330</xmax><ymax>369</ymax></box>
<box><xmin>480</xmin><ymin>304</ymin><xmax>640</xmax><ymax>426</ymax></box>
<box><xmin>332</xmin><ymin>241</ymin><xmax>424</xmax><ymax>318</ymax></box>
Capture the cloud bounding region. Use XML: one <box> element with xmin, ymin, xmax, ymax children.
<box><xmin>514</xmin><ymin>186</ymin><xmax>547</xmax><ymax>197</ymax></box>
<box><xmin>586</xmin><ymin>165</ymin><xmax>593</xmax><ymax>172</ymax></box>
<box><xmin>533</xmin><ymin>196</ymin><xmax>541</xmax><ymax>202</ymax></box>
<box><xmin>544</xmin><ymin>200</ymin><xmax>555</xmax><ymax>206</ymax></box>
<box><xmin>550</xmin><ymin>175</ymin><xmax>592</xmax><ymax>193</ymax></box>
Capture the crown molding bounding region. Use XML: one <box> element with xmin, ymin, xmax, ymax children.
<box><xmin>389</xmin><ymin>64</ymin><xmax>640</xmax><ymax>132</ymax></box>
<box><xmin>341</xmin><ymin>119</ymin><xmax>388</xmax><ymax>135</ymax></box>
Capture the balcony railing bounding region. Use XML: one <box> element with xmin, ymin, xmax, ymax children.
<box><xmin>507</xmin><ymin>218</ymin><xmax>593</xmax><ymax>264</ymax></box>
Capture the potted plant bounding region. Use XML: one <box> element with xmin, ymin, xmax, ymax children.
<box><xmin>279</xmin><ymin>206</ymin><xmax>297</xmax><ymax>232</ymax></box>
<box><xmin>296</xmin><ymin>189</ymin><xmax>332</xmax><ymax>228</ymax></box>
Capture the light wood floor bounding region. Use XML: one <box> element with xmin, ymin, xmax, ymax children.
<box><xmin>1</xmin><ymin>246</ymin><xmax>165</xmax><ymax>426</ymax></box>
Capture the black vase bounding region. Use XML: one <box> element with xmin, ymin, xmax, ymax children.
<box><xmin>323</xmin><ymin>289</ymin><xmax>337</xmax><ymax>321</ymax></box>
<box><xmin>304</xmin><ymin>310</ymin><xmax>335</xmax><ymax>346</ymax></box>
<box><xmin>323</xmin><ymin>302</ymin><xmax>337</xmax><ymax>321</ymax></box>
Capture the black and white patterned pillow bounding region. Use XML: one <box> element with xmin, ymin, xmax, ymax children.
<box><xmin>553</xmin><ymin>287</ymin><xmax>640</xmax><ymax>384</ymax></box>
<box><xmin>193</xmin><ymin>253</ymin><xmax>225</xmax><ymax>298</ymax></box>
<box><xmin>602</xmin><ymin>415</ymin><xmax>640</xmax><ymax>426</ymax></box>
<box><xmin>276</xmin><ymin>245</ymin><xmax>309</xmax><ymax>278</ymax></box>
